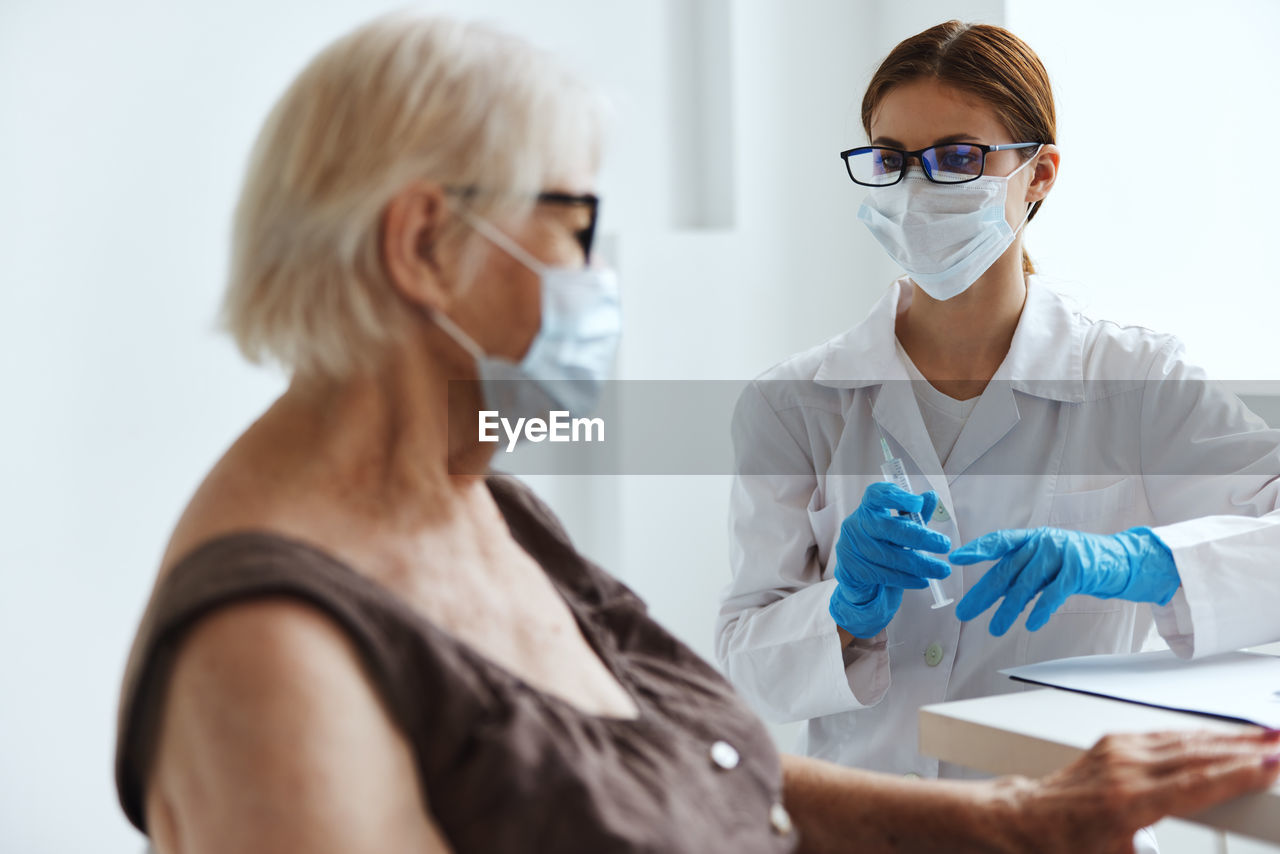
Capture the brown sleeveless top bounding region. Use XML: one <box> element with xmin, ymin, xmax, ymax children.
<box><xmin>116</xmin><ymin>475</ymin><xmax>797</xmax><ymax>853</ymax></box>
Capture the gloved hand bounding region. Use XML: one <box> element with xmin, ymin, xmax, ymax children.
<box><xmin>951</xmin><ymin>526</ymin><xmax>1181</xmax><ymax>636</ymax></box>
<box><xmin>828</xmin><ymin>481</ymin><xmax>952</xmax><ymax>639</ymax></box>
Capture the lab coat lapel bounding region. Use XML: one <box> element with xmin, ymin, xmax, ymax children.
<box><xmin>872</xmin><ymin>380</ymin><xmax>950</xmax><ymax>501</ymax></box>
<box><xmin>941</xmin><ymin>385</ymin><xmax>1020</xmax><ymax>483</ymax></box>
<box><xmin>814</xmin><ymin>278</ymin><xmax>951</xmax><ymax>500</ymax></box>
<box><xmin>941</xmin><ymin>277</ymin><xmax>1085</xmax><ymax>482</ymax></box>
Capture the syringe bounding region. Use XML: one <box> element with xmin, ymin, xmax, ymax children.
<box><xmin>879</xmin><ymin>437</ymin><xmax>954</xmax><ymax>610</ymax></box>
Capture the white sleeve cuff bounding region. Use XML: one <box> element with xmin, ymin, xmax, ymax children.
<box><xmin>719</xmin><ymin>579</ymin><xmax>890</xmax><ymax>721</ymax></box>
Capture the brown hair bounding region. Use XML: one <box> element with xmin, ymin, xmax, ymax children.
<box><xmin>862</xmin><ymin>21</ymin><xmax>1055</xmax><ymax>276</ymax></box>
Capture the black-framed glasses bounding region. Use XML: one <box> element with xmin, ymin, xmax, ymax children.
<box><xmin>535</xmin><ymin>191</ymin><xmax>600</xmax><ymax>262</ymax></box>
<box><xmin>447</xmin><ymin>186</ymin><xmax>600</xmax><ymax>262</ymax></box>
<box><xmin>839</xmin><ymin>142</ymin><xmax>1041</xmax><ymax>186</ymax></box>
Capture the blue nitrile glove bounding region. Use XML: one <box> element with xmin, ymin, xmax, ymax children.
<box><xmin>950</xmin><ymin>526</ymin><xmax>1181</xmax><ymax>636</ymax></box>
<box><xmin>828</xmin><ymin>481</ymin><xmax>952</xmax><ymax>639</ymax></box>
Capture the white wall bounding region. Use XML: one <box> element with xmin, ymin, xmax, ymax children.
<box><xmin>3</xmin><ymin>1</ymin><xmax>1278</xmax><ymax>852</ymax></box>
<box><xmin>1006</xmin><ymin>0</ymin><xmax>1280</xmax><ymax>384</ymax></box>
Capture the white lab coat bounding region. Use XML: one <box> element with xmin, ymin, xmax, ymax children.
<box><xmin>717</xmin><ymin>276</ymin><xmax>1280</xmax><ymax>780</ymax></box>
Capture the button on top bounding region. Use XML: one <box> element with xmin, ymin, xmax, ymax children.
<box><xmin>710</xmin><ymin>740</ymin><xmax>740</xmax><ymax>770</ymax></box>
<box><xmin>769</xmin><ymin>802</ymin><xmax>793</xmax><ymax>835</ymax></box>
<box><xmin>934</xmin><ymin>504</ymin><xmax>951</xmax><ymax>522</ymax></box>
<box><xmin>903</xmin><ymin>771</ymin><xmax>922</xmax><ymax>780</ymax></box>
<box><xmin>924</xmin><ymin>642</ymin><xmax>944</xmax><ymax>667</ymax></box>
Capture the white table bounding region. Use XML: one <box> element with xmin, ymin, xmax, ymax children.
<box><xmin>919</xmin><ymin>687</ymin><xmax>1280</xmax><ymax>844</ymax></box>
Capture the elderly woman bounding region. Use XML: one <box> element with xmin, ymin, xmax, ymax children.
<box><xmin>115</xmin><ymin>14</ymin><xmax>1279</xmax><ymax>854</ymax></box>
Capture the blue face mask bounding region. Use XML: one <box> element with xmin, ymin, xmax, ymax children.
<box><xmin>429</xmin><ymin>213</ymin><xmax>621</xmax><ymax>420</ymax></box>
<box><xmin>857</xmin><ymin>148</ymin><xmax>1040</xmax><ymax>300</ymax></box>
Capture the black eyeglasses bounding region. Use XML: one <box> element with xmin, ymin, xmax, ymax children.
<box><xmin>447</xmin><ymin>186</ymin><xmax>600</xmax><ymax>261</ymax></box>
<box><xmin>535</xmin><ymin>191</ymin><xmax>600</xmax><ymax>262</ymax></box>
<box><xmin>839</xmin><ymin>142</ymin><xmax>1041</xmax><ymax>186</ymax></box>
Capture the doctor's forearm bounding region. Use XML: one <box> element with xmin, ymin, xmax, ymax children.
<box><xmin>779</xmin><ymin>753</ymin><xmax>1030</xmax><ymax>854</ymax></box>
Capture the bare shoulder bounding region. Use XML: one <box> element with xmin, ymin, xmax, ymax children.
<box><xmin>157</xmin><ymin>452</ymin><xmax>285</xmax><ymax>579</ymax></box>
<box><xmin>145</xmin><ymin>598</ymin><xmax>451</xmax><ymax>853</ymax></box>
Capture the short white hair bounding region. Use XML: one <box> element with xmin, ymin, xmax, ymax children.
<box><xmin>221</xmin><ymin>13</ymin><xmax>608</xmax><ymax>379</ymax></box>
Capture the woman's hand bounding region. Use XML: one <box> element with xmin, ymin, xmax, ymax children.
<box><xmin>828</xmin><ymin>482</ymin><xmax>952</xmax><ymax>640</ymax></box>
<box><xmin>1007</xmin><ymin>729</ymin><xmax>1280</xmax><ymax>854</ymax></box>
<box><xmin>781</xmin><ymin>728</ymin><xmax>1279</xmax><ymax>854</ymax></box>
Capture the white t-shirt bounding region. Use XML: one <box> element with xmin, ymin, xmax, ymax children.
<box><xmin>895</xmin><ymin>339</ymin><xmax>979</xmax><ymax>468</ymax></box>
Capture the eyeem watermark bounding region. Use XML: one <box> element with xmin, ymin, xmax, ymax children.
<box><xmin>479</xmin><ymin>410</ymin><xmax>605</xmax><ymax>452</ymax></box>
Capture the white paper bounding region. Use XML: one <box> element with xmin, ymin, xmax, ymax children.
<box><xmin>1001</xmin><ymin>650</ymin><xmax>1280</xmax><ymax>728</ymax></box>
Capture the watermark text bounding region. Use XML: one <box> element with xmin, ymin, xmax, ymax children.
<box><xmin>479</xmin><ymin>410</ymin><xmax>605</xmax><ymax>452</ymax></box>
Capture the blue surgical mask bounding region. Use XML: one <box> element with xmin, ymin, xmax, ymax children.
<box><xmin>429</xmin><ymin>212</ymin><xmax>621</xmax><ymax>419</ymax></box>
<box><xmin>857</xmin><ymin>148</ymin><xmax>1040</xmax><ymax>300</ymax></box>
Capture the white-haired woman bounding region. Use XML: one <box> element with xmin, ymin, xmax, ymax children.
<box><xmin>115</xmin><ymin>14</ymin><xmax>1280</xmax><ymax>854</ymax></box>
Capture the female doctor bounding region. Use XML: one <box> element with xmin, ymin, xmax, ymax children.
<box><xmin>716</xmin><ymin>17</ymin><xmax>1280</xmax><ymax>805</ymax></box>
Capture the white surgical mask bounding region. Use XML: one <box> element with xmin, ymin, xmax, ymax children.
<box><xmin>430</xmin><ymin>212</ymin><xmax>621</xmax><ymax>422</ymax></box>
<box><xmin>857</xmin><ymin>148</ymin><xmax>1040</xmax><ymax>300</ymax></box>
